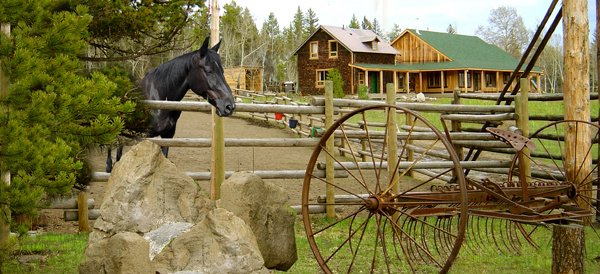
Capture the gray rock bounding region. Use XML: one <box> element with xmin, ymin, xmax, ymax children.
<box><xmin>93</xmin><ymin>140</ymin><xmax>211</xmax><ymax>234</ymax></box>
<box><xmin>219</xmin><ymin>172</ymin><xmax>297</xmax><ymax>270</ymax></box>
<box><xmin>79</xmin><ymin>231</ymin><xmax>153</xmax><ymax>274</ymax></box>
<box><xmin>80</xmin><ymin>141</ymin><xmax>268</xmax><ymax>273</ymax></box>
<box><xmin>153</xmin><ymin>208</ymin><xmax>268</xmax><ymax>274</ymax></box>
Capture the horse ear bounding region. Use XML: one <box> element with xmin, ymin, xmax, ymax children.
<box><xmin>211</xmin><ymin>40</ymin><xmax>222</xmax><ymax>53</ymax></box>
<box><xmin>200</xmin><ymin>37</ymin><xmax>210</xmax><ymax>57</ymax></box>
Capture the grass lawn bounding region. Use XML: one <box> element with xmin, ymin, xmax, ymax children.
<box><xmin>1</xmin><ymin>218</ymin><xmax>599</xmax><ymax>273</ymax></box>
<box><xmin>2</xmin><ymin>95</ymin><xmax>599</xmax><ymax>273</ymax></box>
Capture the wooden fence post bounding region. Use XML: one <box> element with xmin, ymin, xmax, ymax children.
<box><xmin>451</xmin><ymin>90</ymin><xmax>463</xmax><ymax>160</ymax></box>
<box><xmin>553</xmin><ymin>0</ymin><xmax>589</xmax><ymax>272</ymax></box>
<box><xmin>596</xmin><ymin>0</ymin><xmax>600</xmax><ymax>221</ymax></box>
<box><xmin>386</xmin><ymin>83</ymin><xmax>399</xmax><ymax>193</ymax></box>
<box><xmin>77</xmin><ymin>190</ymin><xmax>90</xmax><ymax>232</ymax></box>
<box><xmin>0</xmin><ymin>23</ymin><xmax>10</xmax><ymax>243</ymax></box>
<box><xmin>324</xmin><ymin>81</ymin><xmax>335</xmax><ymax>218</ymax></box>
<box><xmin>515</xmin><ymin>78</ymin><xmax>531</xmax><ymax>193</ymax></box>
<box><xmin>210</xmin><ymin>0</ymin><xmax>224</xmax><ymax>200</ymax></box>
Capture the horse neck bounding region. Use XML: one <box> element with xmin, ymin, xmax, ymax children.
<box><xmin>146</xmin><ymin>52</ymin><xmax>197</xmax><ymax>101</ymax></box>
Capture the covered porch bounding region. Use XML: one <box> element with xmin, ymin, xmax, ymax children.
<box><xmin>349</xmin><ymin>63</ymin><xmax>542</xmax><ymax>94</ymax></box>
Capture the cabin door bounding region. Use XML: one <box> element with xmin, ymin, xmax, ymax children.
<box><xmin>369</xmin><ymin>73</ymin><xmax>379</xmax><ymax>93</ymax></box>
<box><xmin>473</xmin><ymin>72</ymin><xmax>481</xmax><ymax>91</ymax></box>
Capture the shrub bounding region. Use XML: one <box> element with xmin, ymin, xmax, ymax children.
<box><xmin>326</xmin><ymin>69</ymin><xmax>345</xmax><ymax>98</ymax></box>
<box><xmin>358</xmin><ymin>84</ymin><xmax>369</xmax><ymax>100</ymax></box>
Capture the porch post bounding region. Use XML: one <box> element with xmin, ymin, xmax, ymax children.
<box><xmin>418</xmin><ymin>72</ymin><xmax>423</xmax><ymax>92</ymax></box>
<box><xmin>379</xmin><ymin>70</ymin><xmax>384</xmax><ymax>94</ymax></box>
<box><xmin>464</xmin><ymin>69</ymin><xmax>469</xmax><ymax>93</ymax></box>
<box><xmin>441</xmin><ymin>71</ymin><xmax>445</xmax><ymax>94</ymax></box>
<box><xmin>480</xmin><ymin>71</ymin><xmax>484</xmax><ymax>92</ymax></box>
<box><xmin>405</xmin><ymin>72</ymin><xmax>410</xmax><ymax>93</ymax></box>
<box><xmin>496</xmin><ymin>71</ymin><xmax>500</xmax><ymax>92</ymax></box>
<box><xmin>365</xmin><ymin>70</ymin><xmax>369</xmax><ymax>90</ymax></box>
<box><xmin>393</xmin><ymin>71</ymin><xmax>398</xmax><ymax>93</ymax></box>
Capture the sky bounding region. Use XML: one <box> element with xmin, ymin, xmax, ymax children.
<box><xmin>220</xmin><ymin>0</ymin><xmax>596</xmax><ymax>38</ymax></box>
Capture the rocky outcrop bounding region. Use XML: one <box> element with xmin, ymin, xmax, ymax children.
<box><xmin>219</xmin><ymin>172</ymin><xmax>297</xmax><ymax>270</ymax></box>
<box><xmin>79</xmin><ymin>141</ymin><xmax>267</xmax><ymax>274</ymax></box>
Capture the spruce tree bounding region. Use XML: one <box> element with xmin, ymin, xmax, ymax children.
<box><xmin>0</xmin><ymin>2</ymin><xmax>134</xmax><ymax>224</ymax></box>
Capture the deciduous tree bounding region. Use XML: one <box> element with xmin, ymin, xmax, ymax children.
<box><xmin>475</xmin><ymin>6</ymin><xmax>529</xmax><ymax>59</ymax></box>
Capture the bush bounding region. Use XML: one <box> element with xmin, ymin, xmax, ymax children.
<box><xmin>327</xmin><ymin>69</ymin><xmax>345</xmax><ymax>98</ymax></box>
<box><xmin>358</xmin><ymin>84</ymin><xmax>369</xmax><ymax>100</ymax></box>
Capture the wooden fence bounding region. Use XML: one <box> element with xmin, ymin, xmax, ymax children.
<box><xmin>70</xmin><ymin>81</ymin><xmax>593</xmax><ymax>225</ymax></box>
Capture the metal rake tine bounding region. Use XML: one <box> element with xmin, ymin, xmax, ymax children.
<box><xmin>392</xmin><ymin>216</ymin><xmax>417</xmax><ymax>273</ymax></box>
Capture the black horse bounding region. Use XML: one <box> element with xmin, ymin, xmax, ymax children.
<box><xmin>106</xmin><ymin>37</ymin><xmax>236</xmax><ymax>172</ymax></box>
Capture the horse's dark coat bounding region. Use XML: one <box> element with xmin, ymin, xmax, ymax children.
<box><xmin>106</xmin><ymin>37</ymin><xmax>235</xmax><ymax>172</ymax></box>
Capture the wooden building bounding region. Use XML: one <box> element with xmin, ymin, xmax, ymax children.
<box><xmin>295</xmin><ymin>27</ymin><xmax>542</xmax><ymax>95</ymax></box>
<box><xmin>224</xmin><ymin>66</ymin><xmax>263</xmax><ymax>92</ymax></box>
<box><xmin>293</xmin><ymin>25</ymin><xmax>397</xmax><ymax>95</ymax></box>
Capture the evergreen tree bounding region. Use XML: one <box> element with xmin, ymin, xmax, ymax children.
<box><xmin>361</xmin><ymin>16</ymin><xmax>373</xmax><ymax>30</ymax></box>
<box><xmin>292</xmin><ymin>6</ymin><xmax>305</xmax><ymax>41</ymax></box>
<box><xmin>447</xmin><ymin>24</ymin><xmax>457</xmax><ymax>34</ymax></box>
<box><xmin>387</xmin><ymin>23</ymin><xmax>402</xmax><ymax>42</ymax></box>
<box><xmin>372</xmin><ymin>18</ymin><xmax>383</xmax><ymax>37</ymax></box>
<box><xmin>304</xmin><ymin>8</ymin><xmax>319</xmax><ymax>35</ymax></box>
<box><xmin>0</xmin><ymin>1</ymin><xmax>134</xmax><ymax>229</ymax></box>
<box><xmin>349</xmin><ymin>14</ymin><xmax>360</xmax><ymax>29</ymax></box>
<box><xmin>261</xmin><ymin>13</ymin><xmax>282</xmax><ymax>83</ymax></box>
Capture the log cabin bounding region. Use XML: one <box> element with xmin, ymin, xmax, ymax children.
<box><xmin>295</xmin><ymin>27</ymin><xmax>542</xmax><ymax>95</ymax></box>
<box><xmin>293</xmin><ymin>25</ymin><xmax>397</xmax><ymax>95</ymax></box>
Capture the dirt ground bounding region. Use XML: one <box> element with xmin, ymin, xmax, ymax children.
<box><xmin>39</xmin><ymin>111</ymin><xmax>315</xmax><ymax>233</ymax></box>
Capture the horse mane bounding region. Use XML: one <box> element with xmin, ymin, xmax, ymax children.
<box><xmin>143</xmin><ymin>50</ymin><xmax>199</xmax><ymax>101</ymax></box>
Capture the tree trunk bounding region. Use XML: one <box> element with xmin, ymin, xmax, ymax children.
<box><xmin>552</xmin><ymin>224</ymin><xmax>585</xmax><ymax>274</ymax></box>
<box><xmin>0</xmin><ymin>23</ymin><xmax>11</xmax><ymax>245</ymax></box>
<box><xmin>555</xmin><ymin>0</ymin><xmax>590</xmax><ymax>272</ymax></box>
<box><xmin>563</xmin><ymin>0</ymin><xmax>591</xmax><ymax>221</ymax></box>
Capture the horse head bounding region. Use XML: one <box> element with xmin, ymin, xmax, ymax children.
<box><xmin>189</xmin><ymin>37</ymin><xmax>236</xmax><ymax>117</ymax></box>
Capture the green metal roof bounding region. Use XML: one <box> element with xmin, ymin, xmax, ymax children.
<box><xmin>357</xmin><ymin>29</ymin><xmax>541</xmax><ymax>73</ymax></box>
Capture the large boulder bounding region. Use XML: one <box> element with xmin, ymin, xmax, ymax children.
<box><xmin>219</xmin><ymin>172</ymin><xmax>297</xmax><ymax>270</ymax></box>
<box><xmin>153</xmin><ymin>208</ymin><xmax>268</xmax><ymax>274</ymax></box>
<box><xmin>79</xmin><ymin>232</ymin><xmax>153</xmax><ymax>274</ymax></box>
<box><xmin>93</xmin><ymin>140</ymin><xmax>211</xmax><ymax>234</ymax></box>
<box><xmin>80</xmin><ymin>141</ymin><xmax>267</xmax><ymax>273</ymax></box>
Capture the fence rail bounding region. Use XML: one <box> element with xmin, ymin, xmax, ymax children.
<box><xmin>73</xmin><ymin>83</ymin><xmax>570</xmax><ymax>223</ymax></box>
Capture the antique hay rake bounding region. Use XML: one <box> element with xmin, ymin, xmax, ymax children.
<box><xmin>302</xmin><ymin>105</ymin><xmax>598</xmax><ymax>273</ymax></box>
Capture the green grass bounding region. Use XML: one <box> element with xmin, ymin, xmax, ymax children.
<box><xmin>1</xmin><ymin>233</ymin><xmax>88</xmax><ymax>274</ymax></box>
<box><xmin>1</xmin><ymin>219</ymin><xmax>599</xmax><ymax>273</ymax></box>
<box><xmin>285</xmin><ymin>216</ymin><xmax>600</xmax><ymax>273</ymax></box>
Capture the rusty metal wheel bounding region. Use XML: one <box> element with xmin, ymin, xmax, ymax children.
<box><xmin>507</xmin><ymin>120</ymin><xmax>600</xmax><ymax>219</ymax></box>
<box><xmin>302</xmin><ymin>105</ymin><xmax>468</xmax><ymax>273</ymax></box>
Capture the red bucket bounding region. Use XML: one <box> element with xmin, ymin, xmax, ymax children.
<box><xmin>275</xmin><ymin>113</ymin><xmax>283</xmax><ymax>120</ymax></box>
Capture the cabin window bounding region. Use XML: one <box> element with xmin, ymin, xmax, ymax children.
<box><xmin>485</xmin><ymin>72</ymin><xmax>497</xmax><ymax>87</ymax></box>
<box><xmin>371</xmin><ymin>41</ymin><xmax>378</xmax><ymax>50</ymax></box>
<box><xmin>316</xmin><ymin>69</ymin><xmax>329</xmax><ymax>87</ymax></box>
<box><xmin>328</xmin><ymin>40</ymin><xmax>338</xmax><ymax>58</ymax></box>
<box><xmin>357</xmin><ymin>72</ymin><xmax>365</xmax><ymax>86</ymax></box>
<box><xmin>427</xmin><ymin>72</ymin><xmax>447</xmax><ymax>88</ymax></box>
<box><xmin>458</xmin><ymin>72</ymin><xmax>472</xmax><ymax>88</ymax></box>
<box><xmin>503</xmin><ymin>72</ymin><xmax>511</xmax><ymax>84</ymax></box>
<box><xmin>310</xmin><ymin>41</ymin><xmax>319</xmax><ymax>59</ymax></box>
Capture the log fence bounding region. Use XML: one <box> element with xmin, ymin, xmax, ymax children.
<box><xmin>70</xmin><ymin>80</ymin><xmax>570</xmax><ymax>223</ymax></box>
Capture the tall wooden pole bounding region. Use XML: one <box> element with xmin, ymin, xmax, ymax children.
<box><xmin>596</xmin><ymin>0</ymin><xmax>600</xmax><ymax>221</ymax></box>
<box><xmin>553</xmin><ymin>0</ymin><xmax>589</xmax><ymax>273</ymax></box>
<box><xmin>0</xmin><ymin>23</ymin><xmax>10</xmax><ymax>243</ymax></box>
<box><xmin>563</xmin><ymin>0</ymin><xmax>591</xmax><ymax>220</ymax></box>
<box><xmin>385</xmin><ymin>83</ymin><xmax>398</xmax><ymax>194</ymax></box>
<box><xmin>324</xmin><ymin>81</ymin><xmax>335</xmax><ymax>218</ymax></box>
<box><xmin>210</xmin><ymin>0</ymin><xmax>225</xmax><ymax>200</ymax></box>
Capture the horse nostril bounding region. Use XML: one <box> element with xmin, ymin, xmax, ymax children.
<box><xmin>226</xmin><ymin>104</ymin><xmax>235</xmax><ymax>112</ymax></box>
